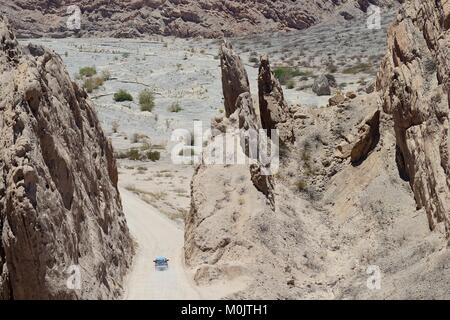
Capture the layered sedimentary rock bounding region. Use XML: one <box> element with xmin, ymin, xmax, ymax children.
<box><xmin>0</xmin><ymin>17</ymin><xmax>133</xmax><ymax>299</ymax></box>
<box><xmin>377</xmin><ymin>0</ymin><xmax>450</xmax><ymax>236</ymax></box>
<box><xmin>0</xmin><ymin>0</ymin><xmax>398</xmax><ymax>39</ymax></box>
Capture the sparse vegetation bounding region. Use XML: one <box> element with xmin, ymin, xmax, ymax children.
<box><xmin>127</xmin><ymin>149</ymin><xmax>140</xmax><ymax>161</ymax></box>
<box><xmin>146</xmin><ymin>150</ymin><xmax>161</xmax><ymax>162</ymax></box>
<box><xmin>273</xmin><ymin>67</ymin><xmax>313</xmax><ymax>85</ymax></box>
<box><xmin>114</xmin><ymin>89</ymin><xmax>133</xmax><ymax>102</ymax></box>
<box><xmin>101</xmin><ymin>69</ymin><xmax>111</xmax><ymax>81</ymax></box>
<box><xmin>342</xmin><ymin>62</ymin><xmax>372</xmax><ymax>74</ymax></box>
<box><xmin>139</xmin><ymin>89</ymin><xmax>155</xmax><ymax>112</ymax></box>
<box><xmin>79</xmin><ymin>66</ymin><xmax>97</xmax><ymax>77</ymax></box>
<box><xmin>83</xmin><ymin>76</ymin><xmax>104</xmax><ymax>93</ymax></box>
<box><xmin>168</xmin><ymin>101</ymin><xmax>183</xmax><ymax>113</ymax></box>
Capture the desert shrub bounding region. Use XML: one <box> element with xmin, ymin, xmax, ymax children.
<box><xmin>83</xmin><ymin>78</ymin><xmax>95</xmax><ymax>93</ymax></box>
<box><xmin>168</xmin><ymin>101</ymin><xmax>182</xmax><ymax>113</ymax></box>
<box><xmin>114</xmin><ymin>89</ymin><xmax>133</xmax><ymax>102</ymax></box>
<box><xmin>79</xmin><ymin>66</ymin><xmax>97</xmax><ymax>77</ymax></box>
<box><xmin>101</xmin><ymin>69</ymin><xmax>111</xmax><ymax>81</ymax></box>
<box><xmin>139</xmin><ymin>89</ymin><xmax>155</xmax><ymax>112</ymax></box>
<box><xmin>342</xmin><ymin>63</ymin><xmax>372</xmax><ymax>74</ymax></box>
<box><xmin>274</xmin><ymin>67</ymin><xmax>313</xmax><ymax>85</ymax></box>
<box><xmin>295</xmin><ymin>179</ymin><xmax>307</xmax><ymax>192</ymax></box>
<box><xmin>127</xmin><ymin>149</ymin><xmax>140</xmax><ymax>161</ymax></box>
<box><xmin>146</xmin><ymin>150</ymin><xmax>161</xmax><ymax>162</ymax></box>
<box><xmin>140</xmin><ymin>142</ymin><xmax>151</xmax><ymax>151</ymax></box>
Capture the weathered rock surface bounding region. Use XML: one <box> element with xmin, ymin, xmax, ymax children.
<box><xmin>0</xmin><ymin>0</ymin><xmax>399</xmax><ymax>39</ymax></box>
<box><xmin>220</xmin><ymin>42</ymin><xmax>250</xmax><ymax>117</ymax></box>
<box><xmin>258</xmin><ymin>54</ymin><xmax>294</xmax><ymax>143</ymax></box>
<box><xmin>0</xmin><ymin>17</ymin><xmax>133</xmax><ymax>299</ymax></box>
<box><xmin>350</xmin><ymin>110</ymin><xmax>380</xmax><ymax>164</ymax></box>
<box><xmin>377</xmin><ymin>0</ymin><xmax>450</xmax><ymax>237</ymax></box>
<box><xmin>312</xmin><ymin>74</ymin><xmax>332</xmax><ymax>96</ymax></box>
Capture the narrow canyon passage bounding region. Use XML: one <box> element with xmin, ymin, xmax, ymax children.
<box><xmin>120</xmin><ymin>188</ymin><xmax>201</xmax><ymax>300</ymax></box>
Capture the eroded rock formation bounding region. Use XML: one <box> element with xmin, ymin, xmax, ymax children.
<box><xmin>258</xmin><ymin>55</ymin><xmax>294</xmax><ymax>143</ymax></box>
<box><xmin>220</xmin><ymin>42</ymin><xmax>250</xmax><ymax>117</ymax></box>
<box><xmin>377</xmin><ymin>0</ymin><xmax>450</xmax><ymax>236</ymax></box>
<box><xmin>0</xmin><ymin>17</ymin><xmax>133</xmax><ymax>299</ymax></box>
<box><xmin>0</xmin><ymin>0</ymin><xmax>398</xmax><ymax>39</ymax></box>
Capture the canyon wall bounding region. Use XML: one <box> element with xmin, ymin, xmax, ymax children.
<box><xmin>377</xmin><ymin>0</ymin><xmax>450</xmax><ymax>237</ymax></box>
<box><xmin>0</xmin><ymin>16</ymin><xmax>133</xmax><ymax>299</ymax></box>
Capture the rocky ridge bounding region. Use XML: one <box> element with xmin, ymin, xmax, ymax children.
<box><xmin>0</xmin><ymin>0</ymin><xmax>398</xmax><ymax>39</ymax></box>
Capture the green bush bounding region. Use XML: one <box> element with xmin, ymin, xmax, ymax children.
<box><xmin>139</xmin><ymin>89</ymin><xmax>155</xmax><ymax>112</ymax></box>
<box><xmin>146</xmin><ymin>150</ymin><xmax>160</xmax><ymax>162</ymax></box>
<box><xmin>114</xmin><ymin>89</ymin><xmax>133</xmax><ymax>102</ymax></box>
<box><xmin>273</xmin><ymin>67</ymin><xmax>313</xmax><ymax>85</ymax></box>
<box><xmin>79</xmin><ymin>66</ymin><xmax>97</xmax><ymax>77</ymax></box>
<box><xmin>127</xmin><ymin>149</ymin><xmax>140</xmax><ymax>161</ymax></box>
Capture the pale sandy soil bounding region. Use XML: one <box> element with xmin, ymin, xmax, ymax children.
<box><xmin>121</xmin><ymin>188</ymin><xmax>201</xmax><ymax>300</ymax></box>
<box><xmin>121</xmin><ymin>187</ymin><xmax>244</xmax><ymax>299</ymax></box>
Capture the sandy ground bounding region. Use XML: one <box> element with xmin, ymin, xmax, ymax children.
<box><xmin>121</xmin><ymin>187</ymin><xmax>201</xmax><ymax>300</ymax></box>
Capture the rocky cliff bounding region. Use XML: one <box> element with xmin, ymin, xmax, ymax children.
<box><xmin>0</xmin><ymin>0</ymin><xmax>397</xmax><ymax>38</ymax></box>
<box><xmin>0</xmin><ymin>16</ymin><xmax>133</xmax><ymax>299</ymax></box>
<box><xmin>377</xmin><ymin>0</ymin><xmax>450</xmax><ymax>238</ymax></box>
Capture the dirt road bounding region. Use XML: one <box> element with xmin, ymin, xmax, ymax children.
<box><xmin>121</xmin><ymin>188</ymin><xmax>201</xmax><ymax>300</ymax></box>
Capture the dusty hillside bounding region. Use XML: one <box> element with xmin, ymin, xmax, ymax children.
<box><xmin>0</xmin><ymin>16</ymin><xmax>133</xmax><ymax>299</ymax></box>
<box><xmin>185</xmin><ymin>0</ymin><xmax>450</xmax><ymax>299</ymax></box>
<box><xmin>0</xmin><ymin>0</ymin><xmax>397</xmax><ymax>38</ymax></box>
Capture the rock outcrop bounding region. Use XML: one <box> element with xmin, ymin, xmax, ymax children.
<box><xmin>0</xmin><ymin>17</ymin><xmax>133</xmax><ymax>299</ymax></box>
<box><xmin>220</xmin><ymin>42</ymin><xmax>250</xmax><ymax>117</ymax></box>
<box><xmin>0</xmin><ymin>0</ymin><xmax>399</xmax><ymax>39</ymax></box>
<box><xmin>312</xmin><ymin>75</ymin><xmax>332</xmax><ymax>96</ymax></box>
<box><xmin>258</xmin><ymin>55</ymin><xmax>294</xmax><ymax>143</ymax></box>
<box><xmin>377</xmin><ymin>0</ymin><xmax>450</xmax><ymax>236</ymax></box>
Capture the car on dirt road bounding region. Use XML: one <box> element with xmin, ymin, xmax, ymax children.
<box><xmin>153</xmin><ymin>256</ymin><xmax>169</xmax><ymax>271</ymax></box>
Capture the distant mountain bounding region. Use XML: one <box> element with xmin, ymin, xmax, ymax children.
<box><xmin>0</xmin><ymin>0</ymin><xmax>398</xmax><ymax>38</ymax></box>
